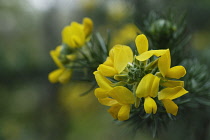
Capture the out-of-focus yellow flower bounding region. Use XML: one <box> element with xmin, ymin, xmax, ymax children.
<box><xmin>97</xmin><ymin>45</ymin><xmax>133</xmax><ymax>77</ymax></box>
<box><xmin>62</xmin><ymin>17</ymin><xmax>93</xmax><ymax>48</ymax></box>
<box><xmin>99</xmin><ymin>86</ymin><xmax>135</xmax><ymax>121</ymax></box>
<box><xmin>48</xmin><ymin>46</ymin><xmax>72</xmax><ymax>84</ymax></box>
<box><xmin>158</xmin><ymin>49</ymin><xmax>186</xmax><ymax>79</ymax></box>
<box><xmin>136</xmin><ymin>74</ymin><xmax>160</xmax><ymax>114</ymax></box>
<box><xmin>135</xmin><ymin>34</ymin><xmax>167</xmax><ymax>61</ymax></box>
<box><xmin>110</xmin><ymin>24</ymin><xmax>140</xmax><ymax>46</ymax></box>
<box><xmin>158</xmin><ymin>86</ymin><xmax>188</xmax><ymax>115</ymax></box>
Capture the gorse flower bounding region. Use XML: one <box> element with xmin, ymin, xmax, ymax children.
<box><xmin>97</xmin><ymin>45</ymin><xmax>133</xmax><ymax>77</ymax></box>
<box><xmin>136</xmin><ymin>74</ymin><xmax>160</xmax><ymax>114</ymax></box>
<box><xmin>94</xmin><ymin>34</ymin><xmax>188</xmax><ymax>121</ymax></box>
<box><xmin>48</xmin><ymin>46</ymin><xmax>72</xmax><ymax>84</ymax></box>
<box><xmin>94</xmin><ymin>71</ymin><xmax>135</xmax><ymax>121</ymax></box>
<box><xmin>49</xmin><ymin>17</ymin><xmax>94</xmax><ymax>84</ymax></box>
<box><xmin>62</xmin><ymin>17</ymin><xmax>93</xmax><ymax>48</ymax></box>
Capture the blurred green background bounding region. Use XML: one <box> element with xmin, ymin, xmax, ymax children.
<box><xmin>1</xmin><ymin>0</ymin><xmax>210</xmax><ymax>140</ymax></box>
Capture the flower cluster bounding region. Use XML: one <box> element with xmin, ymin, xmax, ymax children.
<box><xmin>94</xmin><ymin>34</ymin><xmax>188</xmax><ymax>121</ymax></box>
<box><xmin>48</xmin><ymin>17</ymin><xmax>93</xmax><ymax>83</ymax></box>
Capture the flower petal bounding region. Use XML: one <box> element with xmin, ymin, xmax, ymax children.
<box><xmin>135</xmin><ymin>34</ymin><xmax>148</xmax><ymax>54</ymax></box>
<box><xmin>108</xmin><ymin>104</ymin><xmax>121</xmax><ymax>119</ymax></box>
<box><xmin>93</xmin><ymin>71</ymin><xmax>113</xmax><ymax>90</ymax></box>
<box><xmin>144</xmin><ymin>97</ymin><xmax>157</xmax><ymax>114</ymax></box>
<box><xmin>48</xmin><ymin>69</ymin><xmax>64</xmax><ymax>83</ymax></box>
<box><xmin>98</xmin><ymin>98</ymin><xmax>118</xmax><ymax>106</ymax></box>
<box><xmin>97</xmin><ymin>64</ymin><xmax>118</xmax><ymax>77</ymax></box>
<box><xmin>158</xmin><ymin>49</ymin><xmax>170</xmax><ymax>77</ymax></box>
<box><xmin>50</xmin><ymin>46</ymin><xmax>64</xmax><ymax>68</ymax></box>
<box><xmin>160</xmin><ymin>80</ymin><xmax>184</xmax><ymax>87</ymax></box>
<box><xmin>158</xmin><ymin>86</ymin><xmax>188</xmax><ymax>100</ymax></box>
<box><xmin>103</xmin><ymin>57</ymin><xmax>114</xmax><ymax>66</ymax></box>
<box><xmin>58</xmin><ymin>69</ymin><xmax>72</xmax><ymax>84</ymax></box>
<box><xmin>166</xmin><ymin>66</ymin><xmax>186</xmax><ymax>79</ymax></box>
<box><xmin>161</xmin><ymin>99</ymin><xmax>178</xmax><ymax>116</ymax></box>
<box><xmin>118</xmin><ymin>105</ymin><xmax>131</xmax><ymax>121</ymax></box>
<box><xmin>83</xmin><ymin>17</ymin><xmax>93</xmax><ymax>38</ymax></box>
<box><xmin>94</xmin><ymin>88</ymin><xmax>109</xmax><ymax>98</ymax></box>
<box><xmin>62</xmin><ymin>23</ymin><xmax>85</xmax><ymax>48</ymax></box>
<box><xmin>108</xmin><ymin>86</ymin><xmax>135</xmax><ymax>104</ymax></box>
<box><xmin>136</xmin><ymin>50</ymin><xmax>167</xmax><ymax>61</ymax></box>
<box><xmin>136</xmin><ymin>74</ymin><xmax>160</xmax><ymax>98</ymax></box>
<box><xmin>113</xmin><ymin>45</ymin><xmax>133</xmax><ymax>74</ymax></box>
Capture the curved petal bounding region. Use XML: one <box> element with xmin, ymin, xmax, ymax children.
<box><xmin>158</xmin><ymin>49</ymin><xmax>170</xmax><ymax>77</ymax></box>
<box><xmin>50</xmin><ymin>46</ymin><xmax>64</xmax><ymax>68</ymax></box>
<box><xmin>93</xmin><ymin>71</ymin><xmax>113</xmax><ymax>90</ymax></box>
<box><xmin>62</xmin><ymin>24</ymin><xmax>85</xmax><ymax>48</ymax></box>
<box><xmin>136</xmin><ymin>50</ymin><xmax>167</xmax><ymax>61</ymax></box>
<box><xmin>136</xmin><ymin>51</ymin><xmax>153</xmax><ymax>61</ymax></box>
<box><xmin>103</xmin><ymin>57</ymin><xmax>114</xmax><ymax>66</ymax></box>
<box><xmin>166</xmin><ymin>66</ymin><xmax>186</xmax><ymax>79</ymax></box>
<box><xmin>94</xmin><ymin>88</ymin><xmax>109</xmax><ymax>98</ymax></box>
<box><xmin>48</xmin><ymin>69</ymin><xmax>64</xmax><ymax>83</ymax></box>
<box><xmin>98</xmin><ymin>98</ymin><xmax>118</xmax><ymax>106</ymax></box>
<box><xmin>161</xmin><ymin>99</ymin><xmax>178</xmax><ymax>116</ymax></box>
<box><xmin>158</xmin><ymin>86</ymin><xmax>188</xmax><ymax>100</ymax></box>
<box><xmin>97</xmin><ymin>64</ymin><xmax>118</xmax><ymax>77</ymax></box>
<box><xmin>113</xmin><ymin>45</ymin><xmax>133</xmax><ymax>74</ymax></box>
<box><xmin>136</xmin><ymin>74</ymin><xmax>160</xmax><ymax>98</ymax></box>
<box><xmin>108</xmin><ymin>86</ymin><xmax>135</xmax><ymax>104</ymax></box>
<box><xmin>108</xmin><ymin>104</ymin><xmax>121</xmax><ymax>119</ymax></box>
<box><xmin>118</xmin><ymin>105</ymin><xmax>131</xmax><ymax>121</ymax></box>
<box><xmin>144</xmin><ymin>97</ymin><xmax>157</xmax><ymax>114</ymax></box>
<box><xmin>135</xmin><ymin>34</ymin><xmax>148</xmax><ymax>54</ymax></box>
<box><xmin>58</xmin><ymin>69</ymin><xmax>72</xmax><ymax>84</ymax></box>
<box><xmin>160</xmin><ymin>80</ymin><xmax>184</xmax><ymax>87</ymax></box>
<box><xmin>83</xmin><ymin>17</ymin><xmax>93</xmax><ymax>38</ymax></box>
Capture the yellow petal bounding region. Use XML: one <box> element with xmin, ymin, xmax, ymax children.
<box><xmin>112</xmin><ymin>45</ymin><xmax>133</xmax><ymax>74</ymax></box>
<box><xmin>161</xmin><ymin>80</ymin><xmax>184</xmax><ymax>87</ymax></box>
<box><xmin>93</xmin><ymin>71</ymin><xmax>113</xmax><ymax>90</ymax></box>
<box><xmin>108</xmin><ymin>86</ymin><xmax>135</xmax><ymax>104</ymax></box>
<box><xmin>158</xmin><ymin>49</ymin><xmax>171</xmax><ymax>77</ymax></box>
<box><xmin>136</xmin><ymin>74</ymin><xmax>160</xmax><ymax>98</ymax></box>
<box><xmin>144</xmin><ymin>97</ymin><xmax>157</xmax><ymax>114</ymax></box>
<box><xmin>62</xmin><ymin>23</ymin><xmax>85</xmax><ymax>48</ymax></box>
<box><xmin>48</xmin><ymin>69</ymin><xmax>64</xmax><ymax>83</ymax></box>
<box><xmin>135</xmin><ymin>34</ymin><xmax>148</xmax><ymax>54</ymax></box>
<box><xmin>94</xmin><ymin>88</ymin><xmax>109</xmax><ymax>98</ymax></box>
<box><xmin>158</xmin><ymin>86</ymin><xmax>188</xmax><ymax>100</ymax></box>
<box><xmin>136</xmin><ymin>50</ymin><xmax>167</xmax><ymax>61</ymax></box>
<box><xmin>99</xmin><ymin>98</ymin><xmax>118</xmax><ymax>106</ymax></box>
<box><xmin>103</xmin><ymin>57</ymin><xmax>114</xmax><ymax>66</ymax></box>
<box><xmin>50</xmin><ymin>46</ymin><xmax>64</xmax><ymax>68</ymax></box>
<box><xmin>166</xmin><ymin>66</ymin><xmax>186</xmax><ymax>79</ymax></box>
<box><xmin>118</xmin><ymin>105</ymin><xmax>131</xmax><ymax>121</ymax></box>
<box><xmin>108</xmin><ymin>104</ymin><xmax>121</xmax><ymax>119</ymax></box>
<box><xmin>97</xmin><ymin>64</ymin><xmax>118</xmax><ymax>77</ymax></box>
<box><xmin>161</xmin><ymin>99</ymin><xmax>178</xmax><ymax>116</ymax></box>
<box><xmin>58</xmin><ymin>69</ymin><xmax>72</xmax><ymax>84</ymax></box>
<box><xmin>83</xmin><ymin>17</ymin><xmax>93</xmax><ymax>38</ymax></box>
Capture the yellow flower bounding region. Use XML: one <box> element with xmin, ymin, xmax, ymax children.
<box><xmin>48</xmin><ymin>46</ymin><xmax>72</xmax><ymax>84</ymax></box>
<box><xmin>158</xmin><ymin>86</ymin><xmax>188</xmax><ymax>115</ymax></box>
<box><xmin>97</xmin><ymin>45</ymin><xmax>133</xmax><ymax>77</ymax></box>
<box><xmin>99</xmin><ymin>86</ymin><xmax>135</xmax><ymax>121</ymax></box>
<box><xmin>62</xmin><ymin>17</ymin><xmax>93</xmax><ymax>48</ymax></box>
<box><xmin>136</xmin><ymin>74</ymin><xmax>160</xmax><ymax>114</ymax></box>
<box><xmin>135</xmin><ymin>34</ymin><xmax>167</xmax><ymax>61</ymax></box>
<box><xmin>93</xmin><ymin>71</ymin><xmax>113</xmax><ymax>98</ymax></box>
<box><xmin>158</xmin><ymin>49</ymin><xmax>186</xmax><ymax>79</ymax></box>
